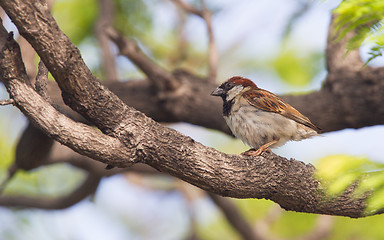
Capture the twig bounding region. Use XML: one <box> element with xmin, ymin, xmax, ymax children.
<box><xmin>282</xmin><ymin>1</ymin><xmax>311</xmax><ymax>39</ymax></box>
<box><xmin>254</xmin><ymin>205</ymin><xmax>283</xmax><ymax>239</ymax></box>
<box><xmin>172</xmin><ymin>0</ymin><xmax>202</xmax><ymax>17</ymax></box>
<box><xmin>172</xmin><ymin>0</ymin><xmax>218</xmax><ymax>81</ymax></box>
<box><xmin>106</xmin><ymin>27</ymin><xmax>180</xmax><ymax>91</ymax></box>
<box><xmin>0</xmin><ymin>99</ymin><xmax>14</xmax><ymax>105</ymax></box>
<box><xmin>0</xmin><ymin>173</ymin><xmax>101</xmax><ymax>209</ymax></box>
<box><xmin>208</xmin><ymin>193</ymin><xmax>261</xmax><ymax>240</ymax></box>
<box><xmin>35</xmin><ymin>60</ymin><xmax>50</xmax><ymax>100</ymax></box>
<box><xmin>0</xmin><ymin>165</ymin><xmax>17</xmax><ymax>195</ymax></box>
<box><xmin>201</xmin><ymin>0</ymin><xmax>218</xmax><ymax>81</ymax></box>
<box><xmin>177</xmin><ymin>182</ymin><xmax>202</xmax><ymax>240</ymax></box>
<box><xmin>300</xmin><ymin>215</ymin><xmax>334</xmax><ymax>240</ymax></box>
<box><xmin>174</xmin><ymin>7</ymin><xmax>188</xmax><ymax>66</ymax></box>
<box><xmin>95</xmin><ymin>0</ymin><xmax>117</xmax><ymax>82</ymax></box>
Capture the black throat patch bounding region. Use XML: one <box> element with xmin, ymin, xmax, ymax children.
<box><xmin>223</xmin><ymin>99</ymin><xmax>233</xmax><ymax>117</ymax></box>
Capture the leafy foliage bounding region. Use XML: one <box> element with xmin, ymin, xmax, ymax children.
<box><xmin>52</xmin><ymin>0</ymin><xmax>98</xmax><ymax>45</ymax></box>
<box><xmin>113</xmin><ymin>0</ymin><xmax>152</xmax><ymax>37</ymax></box>
<box><xmin>316</xmin><ymin>154</ymin><xmax>384</xmax><ymax>215</ymax></box>
<box><xmin>333</xmin><ymin>0</ymin><xmax>384</xmax><ymax>63</ymax></box>
<box><xmin>270</xmin><ymin>43</ymin><xmax>323</xmax><ymax>86</ymax></box>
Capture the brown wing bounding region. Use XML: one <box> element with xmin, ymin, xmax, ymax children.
<box><xmin>243</xmin><ymin>89</ymin><xmax>321</xmax><ymax>132</ymax></box>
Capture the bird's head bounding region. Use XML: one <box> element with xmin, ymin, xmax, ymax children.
<box><xmin>211</xmin><ymin>76</ymin><xmax>257</xmax><ymax>101</ymax></box>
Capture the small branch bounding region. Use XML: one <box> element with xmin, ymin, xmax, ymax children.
<box><xmin>172</xmin><ymin>0</ymin><xmax>202</xmax><ymax>17</ymax></box>
<box><xmin>0</xmin><ymin>98</ymin><xmax>13</xmax><ymax>105</ymax></box>
<box><xmin>106</xmin><ymin>27</ymin><xmax>180</xmax><ymax>91</ymax></box>
<box><xmin>201</xmin><ymin>0</ymin><xmax>218</xmax><ymax>81</ymax></box>
<box><xmin>0</xmin><ymin>122</ymin><xmax>53</xmax><ymax>194</ymax></box>
<box><xmin>172</xmin><ymin>0</ymin><xmax>218</xmax><ymax>81</ymax></box>
<box><xmin>174</xmin><ymin>7</ymin><xmax>188</xmax><ymax>66</ymax></box>
<box><xmin>18</xmin><ymin>37</ymin><xmax>36</xmax><ymax>84</ymax></box>
<box><xmin>16</xmin><ymin>0</ymin><xmax>54</xmax><ymax>84</ymax></box>
<box><xmin>208</xmin><ymin>193</ymin><xmax>261</xmax><ymax>240</ymax></box>
<box><xmin>282</xmin><ymin>1</ymin><xmax>311</xmax><ymax>39</ymax></box>
<box><xmin>49</xmin><ymin>142</ymin><xmax>159</xmax><ymax>177</ymax></box>
<box><xmin>300</xmin><ymin>215</ymin><xmax>334</xmax><ymax>240</ymax></box>
<box><xmin>0</xmin><ymin>172</ymin><xmax>101</xmax><ymax>209</ymax></box>
<box><xmin>95</xmin><ymin>0</ymin><xmax>117</xmax><ymax>82</ymax></box>
<box><xmin>254</xmin><ymin>205</ymin><xmax>282</xmax><ymax>239</ymax></box>
<box><xmin>0</xmin><ymin>165</ymin><xmax>16</xmax><ymax>195</ymax></box>
<box><xmin>35</xmin><ymin>60</ymin><xmax>50</xmax><ymax>100</ymax></box>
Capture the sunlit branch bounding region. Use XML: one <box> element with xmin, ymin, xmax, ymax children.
<box><xmin>172</xmin><ymin>0</ymin><xmax>218</xmax><ymax>81</ymax></box>
<box><xmin>95</xmin><ymin>0</ymin><xmax>118</xmax><ymax>82</ymax></box>
<box><xmin>0</xmin><ymin>98</ymin><xmax>13</xmax><ymax>105</ymax></box>
<box><xmin>106</xmin><ymin>27</ymin><xmax>180</xmax><ymax>92</ymax></box>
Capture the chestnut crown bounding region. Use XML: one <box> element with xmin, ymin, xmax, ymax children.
<box><xmin>211</xmin><ymin>76</ymin><xmax>257</xmax><ymax>100</ymax></box>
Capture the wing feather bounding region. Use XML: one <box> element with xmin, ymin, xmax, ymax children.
<box><xmin>243</xmin><ymin>89</ymin><xmax>321</xmax><ymax>132</ymax></box>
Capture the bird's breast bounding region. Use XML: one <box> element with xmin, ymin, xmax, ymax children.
<box><xmin>224</xmin><ymin>105</ymin><xmax>317</xmax><ymax>149</ymax></box>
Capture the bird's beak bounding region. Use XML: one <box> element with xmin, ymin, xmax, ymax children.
<box><xmin>211</xmin><ymin>87</ymin><xmax>224</xmax><ymax>96</ymax></box>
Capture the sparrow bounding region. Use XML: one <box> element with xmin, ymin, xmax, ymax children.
<box><xmin>211</xmin><ymin>76</ymin><xmax>320</xmax><ymax>156</ymax></box>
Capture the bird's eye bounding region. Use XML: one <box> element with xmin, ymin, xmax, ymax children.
<box><xmin>226</xmin><ymin>82</ymin><xmax>235</xmax><ymax>89</ymax></box>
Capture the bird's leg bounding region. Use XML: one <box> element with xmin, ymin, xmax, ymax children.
<box><xmin>243</xmin><ymin>138</ymin><xmax>280</xmax><ymax>156</ymax></box>
<box><xmin>243</xmin><ymin>148</ymin><xmax>257</xmax><ymax>155</ymax></box>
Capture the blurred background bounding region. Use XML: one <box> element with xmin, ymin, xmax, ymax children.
<box><xmin>1</xmin><ymin>0</ymin><xmax>384</xmax><ymax>239</ymax></box>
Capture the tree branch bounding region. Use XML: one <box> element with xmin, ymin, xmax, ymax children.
<box><xmin>35</xmin><ymin>60</ymin><xmax>50</xmax><ymax>100</ymax></box>
<box><xmin>0</xmin><ymin>98</ymin><xmax>13</xmax><ymax>105</ymax></box>
<box><xmin>326</xmin><ymin>15</ymin><xmax>364</xmax><ymax>72</ymax></box>
<box><xmin>106</xmin><ymin>27</ymin><xmax>180</xmax><ymax>91</ymax></box>
<box><xmin>172</xmin><ymin>0</ymin><xmax>218</xmax><ymax>81</ymax></box>
<box><xmin>95</xmin><ymin>0</ymin><xmax>117</xmax><ymax>82</ymax></box>
<box><xmin>0</xmin><ymin>31</ymin><xmax>136</xmax><ymax>167</ymax></box>
<box><xmin>0</xmin><ymin>0</ymin><xmax>383</xmax><ymax>219</ymax></box>
<box><xmin>300</xmin><ymin>215</ymin><xmax>334</xmax><ymax>240</ymax></box>
<box><xmin>208</xmin><ymin>193</ymin><xmax>260</xmax><ymax>240</ymax></box>
<box><xmin>0</xmin><ymin>172</ymin><xmax>101</xmax><ymax>209</ymax></box>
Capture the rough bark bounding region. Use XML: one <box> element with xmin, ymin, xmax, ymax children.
<box><xmin>0</xmin><ymin>0</ymin><xmax>383</xmax><ymax>219</ymax></box>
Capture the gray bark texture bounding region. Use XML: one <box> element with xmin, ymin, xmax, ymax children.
<box><xmin>0</xmin><ymin>0</ymin><xmax>384</xmax><ymax>218</ymax></box>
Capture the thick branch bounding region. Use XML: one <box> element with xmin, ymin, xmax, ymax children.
<box><xmin>0</xmin><ymin>23</ymin><xmax>373</xmax><ymax>217</ymax></box>
<box><xmin>326</xmin><ymin>15</ymin><xmax>364</xmax><ymax>72</ymax></box>
<box><xmin>0</xmin><ymin>34</ymin><xmax>136</xmax><ymax>167</ymax></box>
<box><xmin>46</xmin><ymin>71</ymin><xmax>384</xmax><ymax>135</ymax></box>
<box><xmin>0</xmin><ymin>0</ymin><xmax>383</xmax><ymax>219</ymax></box>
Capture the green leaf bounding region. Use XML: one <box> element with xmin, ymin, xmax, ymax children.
<box><xmin>114</xmin><ymin>0</ymin><xmax>152</xmax><ymax>37</ymax></box>
<box><xmin>333</xmin><ymin>0</ymin><xmax>384</xmax><ymax>62</ymax></box>
<box><xmin>52</xmin><ymin>0</ymin><xmax>98</xmax><ymax>45</ymax></box>
<box><xmin>269</xmin><ymin>46</ymin><xmax>323</xmax><ymax>86</ymax></box>
<box><xmin>315</xmin><ymin>154</ymin><xmax>384</xmax><ymax>215</ymax></box>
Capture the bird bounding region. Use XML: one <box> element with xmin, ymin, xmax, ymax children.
<box><xmin>211</xmin><ymin>76</ymin><xmax>321</xmax><ymax>156</ymax></box>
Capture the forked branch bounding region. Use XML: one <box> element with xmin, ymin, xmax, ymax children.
<box><xmin>0</xmin><ymin>0</ymin><xmax>383</xmax><ymax>219</ymax></box>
